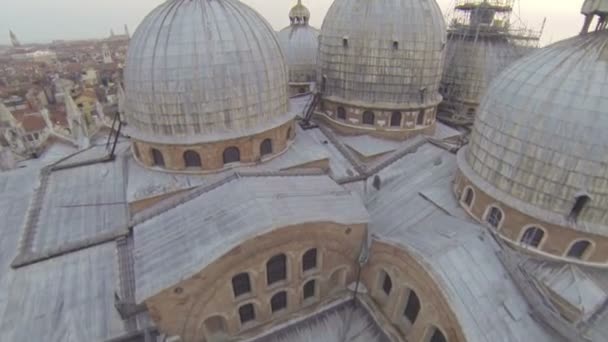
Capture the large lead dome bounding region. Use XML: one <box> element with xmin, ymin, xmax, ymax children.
<box><xmin>318</xmin><ymin>0</ymin><xmax>446</xmax><ymax>104</ymax></box>
<box><xmin>316</xmin><ymin>0</ymin><xmax>447</xmax><ymax>140</ymax></box>
<box><xmin>463</xmin><ymin>30</ymin><xmax>608</xmax><ymax>234</ymax></box>
<box><xmin>123</xmin><ymin>0</ymin><xmax>291</xmax><ymax>144</ymax></box>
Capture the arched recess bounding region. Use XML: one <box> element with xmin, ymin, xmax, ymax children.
<box><xmin>391</xmin><ymin>111</ymin><xmax>402</xmax><ymax>127</ymax></box>
<box><xmin>566</xmin><ymin>239</ymin><xmax>593</xmax><ymax>259</ymax></box>
<box><xmin>337</xmin><ymin>107</ymin><xmax>346</xmax><ymax>120</ymax></box>
<box><xmin>363</xmin><ymin>111</ymin><xmax>375</xmax><ymax>125</ymax></box>
<box><xmin>484</xmin><ymin>205</ymin><xmax>504</xmax><ymax>229</ymax></box>
<box><xmin>151</xmin><ymin>148</ymin><xmax>165</xmax><ymax>167</ymax></box>
<box><xmin>223</xmin><ymin>146</ymin><xmax>240</xmax><ymax>165</ymax></box>
<box><xmin>461</xmin><ymin>187</ymin><xmax>474</xmax><ymax>208</ymax></box>
<box><xmin>203</xmin><ymin>315</ymin><xmax>228</xmax><ymax>338</ymax></box>
<box><xmin>427</xmin><ymin>325</ymin><xmax>448</xmax><ymax>342</ymax></box>
<box><xmin>266</xmin><ymin>254</ymin><xmax>287</xmax><ymax>285</ymax></box>
<box><xmin>260</xmin><ymin>139</ymin><xmax>273</xmax><ymax>157</ymax></box>
<box><xmin>328</xmin><ymin>267</ymin><xmax>348</xmax><ymax>293</ymax></box>
<box><xmin>417</xmin><ymin>110</ymin><xmax>425</xmax><ymax>125</ymax></box>
<box><xmin>520</xmin><ymin>226</ymin><xmax>546</xmax><ymax>248</ymax></box>
<box><xmin>183</xmin><ymin>150</ymin><xmax>202</xmax><ymax>168</ymax></box>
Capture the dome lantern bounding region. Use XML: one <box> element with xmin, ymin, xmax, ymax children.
<box><xmin>278</xmin><ymin>0</ymin><xmax>319</xmax><ymax>95</ymax></box>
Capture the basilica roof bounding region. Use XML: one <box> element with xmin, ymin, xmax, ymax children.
<box><xmin>123</xmin><ymin>0</ymin><xmax>292</xmax><ymax>145</ymax></box>
<box><xmin>132</xmin><ymin>173</ymin><xmax>369</xmax><ymax>303</ymax></box>
<box><xmin>465</xmin><ymin>30</ymin><xmax>608</xmax><ymax>235</ymax></box>
<box><xmin>277</xmin><ymin>24</ymin><xmax>319</xmax><ymax>69</ymax></box>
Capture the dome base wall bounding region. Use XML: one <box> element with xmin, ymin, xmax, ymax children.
<box><xmin>133</xmin><ymin>120</ymin><xmax>295</xmax><ymax>174</ymax></box>
<box><xmin>455</xmin><ymin>148</ymin><xmax>608</xmax><ymax>267</ymax></box>
<box><xmin>315</xmin><ymin>98</ymin><xmax>437</xmax><ymax>141</ymax></box>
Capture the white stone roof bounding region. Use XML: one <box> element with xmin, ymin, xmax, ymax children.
<box><xmin>123</xmin><ymin>0</ymin><xmax>291</xmax><ymax>145</ymax></box>
<box><xmin>364</xmin><ymin>143</ymin><xmax>561</xmax><ymax>342</ymax></box>
<box><xmin>466</xmin><ymin>30</ymin><xmax>608</xmax><ymax>234</ymax></box>
<box><xmin>133</xmin><ymin>174</ymin><xmax>369</xmax><ymax>303</ymax></box>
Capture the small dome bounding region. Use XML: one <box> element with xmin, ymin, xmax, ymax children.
<box><xmin>289</xmin><ymin>0</ymin><xmax>311</xmax><ymax>24</ymax></box>
<box><xmin>318</xmin><ymin>0</ymin><xmax>446</xmax><ymax>106</ymax></box>
<box><xmin>466</xmin><ymin>30</ymin><xmax>608</xmax><ymax>233</ymax></box>
<box><xmin>123</xmin><ymin>0</ymin><xmax>291</xmax><ymax>145</ymax></box>
<box><xmin>278</xmin><ymin>3</ymin><xmax>319</xmax><ymax>84</ymax></box>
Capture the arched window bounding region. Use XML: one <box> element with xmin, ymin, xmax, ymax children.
<box><xmin>232</xmin><ymin>273</ymin><xmax>251</xmax><ymax>298</ymax></box>
<box><xmin>417</xmin><ymin>110</ymin><xmax>425</xmax><ymax>126</ymax></box>
<box><xmin>380</xmin><ymin>270</ymin><xmax>392</xmax><ymax>295</ymax></box>
<box><xmin>362</xmin><ymin>111</ymin><xmax>375</xmax><ymax>125</ymax></box>
<box><xmin>260</xmin><ymin>139</ymin><xmax>273</xmax><ymax>157</ymax></box>
<box><xmin>303</xmin><ymin>279</ymin><xmax>316</xmax><ymax>300</ymax></box>
<box><xmin>486</xmin><ymin>206</ymin><xmax>503</xmax><ymax>228</ymax></box>
<box><xmin>267</xmin><ymin>254</ymin><xmax>287</xmax><ymax>285</ymax></box>
<box><xmin>151</xmin><ymin>148</ymin><xmax>165</xmax><ymax>167</ymax></box>
<box><xmin>429</xmin><ymin>327</ymin><xmax>447</xmax><ymax>342</ymax></box>
<box><xmin>391</xmin><ymin>111</ymin><xmax>402</xmax><ymax>127</ymax></box>
<box><xmin>337</xmin><ymin>107</ymin><xmax>346</xmax><ymax>120</ymax></box>
<box><xmin>302</xmin><ymin>248</ymin><xmax>317</xmax><ymax>272</ymax></box>
<box><xmin>223</xmin><ymin>146</ymin><xmax>240</xmax><ymax>165</ymax></box>
<box><xmin>569</xmin><ymin>194</ymin><xmax>591</xmax><ymax>223</ymax></box>
<box><xmin>403</xmin><ymin>290</ymin><xmax>421</xmax><ymax>324</ymax></box>
<box><xmin>183</xmin><ymin>150</ymin><xmax>202</xmax><ymax>168</ymax></box>
<box><xmin>270</xmin><ymin>291</ymin><xmax>287</xmax><ymax>312</ymax></box>
<box><xmin>521</xmin><ymin>226</ymin><xmax>545</xmax><ymax>248</ymax></box>
<box><xmin>203</xmin><ymin>315</ymin><xmax>227</xmax><ymax>336</ymax></box>
<box><xmin>238</xmin><ymin>303</ymin><xmax>255</xmax><ymax>324</ymax></box>
<box><xmin>462</xmin><ymin>188</ymin><xmax>474</xmax><ymax>207</ymax></box>
<box><xmin>567</xmin><ymin>240</ymin><xmax>592</xmax><ymax>259</ymax></box>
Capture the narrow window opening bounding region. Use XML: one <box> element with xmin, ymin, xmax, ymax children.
<box><xmin>568</xmin><ymin>194</ymin><xmax>590</xmax><ymax>223</ymax></box>
<box><xmin>270</xmin><ymin>291</ymin><xmax>287</xmax><ymax>312</ymax></box>
<box><xmin>260</xmin><ymin>139</ymin><xmax>273</xmax><ymax>157</ymax></box>
<box><xmin>342</xmin><ymin>37</ymin><xmax>349</xmax><ymax>47</ymax></box>
<box><xmin>232</xmin><ymin>273</ymin><xmax>251</xmax><ymax>298</ymax></box>
<box><xmin>267</xmin><ymin>254</ymin><xmax>287</xmax><ymax>285</ymax></box>
<box><xmin>183</xmin><ymin>150</ymin><xmax>202</xmax><ymax>168</ymax></box>
<box><xmin>417</xmin><ymin>110</ymin><xmax>425</xmax><ymax>126</ymax></box>
<box><xmin>429</xmin><ymin>327</ymin><xmax>447</xmax><ymax>342</ymax></box>
<box><xmin>521</xmin><ymin>227</ymin><xmax>544</xmax><ymax>248</ymax></box>
<box><xmin>238</xmin><ymin>304</ymin><xmax>255</xmax><ymax>324</ymax></box>
<box><xmin>381</xmin><ymin>271</ymin><xmax>392</xmax><ymax>295</ymax></box>
<box><xmin>567</xmin><ymin>240</ymin><xmax>591</xmax><ymax>259</ymax></box>
<box><xmin>337</xmin><ymin>107</ymin><xmax>346</xmax><ymax>120</ymax></box>
<box><xmin>486</xmin><ymin>207</ymin><xmax>503</xmax><ymax>228</ymax></box>
<box><xmin>363</xmin><ymin>111</ymin><xmax>375</xmax><ymax>125</ymax></box>
<box><xmin>223</xmin><ymin>146</ymin><xmax>240</xmax><ymax>165</ymax></box>
<box><xmin>404</xmin><ymin>290</ymin><xmax>421</xmax><ymax>324</ymax></box>
<box><xmin>393</xmin><ymin>41</ymin><xmax>399</xmax><ymax>50</ymax></box>
<box><xmin>391</xmin><ymin>111</ymin><xmax>402</xmax><ymax>127</ymax></box>
<box><xmin>151</xmin><ymin>148</ymin><xmax>165</xmax><ymax>167</ymax></box>
<box><xmin>302</xmin><ymin>248</ymin><xmax>317</xmax><ymax>272</ymax></box>
<box><xmin>463</xmin><ymin>188</ymin><xmax>474</xmax><ymax>207</ymax></box>
<box><xmin>303</xmin><ymin>280</ymin><xmax>316</xmax><ymax>300</ymax></box>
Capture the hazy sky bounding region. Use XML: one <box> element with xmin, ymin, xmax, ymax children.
<box><xmin>0</xmin><ymin>0</ymin><xmax>585</xmax><ymax>46</ymax></box>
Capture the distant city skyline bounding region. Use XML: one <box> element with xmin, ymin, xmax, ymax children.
<box><xmin>0</xmin><ymin>0</ymin><xmax>585</xmax><ymax>46</ymax></box>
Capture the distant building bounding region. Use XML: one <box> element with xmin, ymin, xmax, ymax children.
<box><xmin>9</xmin><ymin>30</ymin><xmax>21</xmax><ymax>47</ymax></box>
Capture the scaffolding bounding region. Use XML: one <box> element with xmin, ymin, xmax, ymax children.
<box><xmin>439</xmin><ymin>0</ymin><xmax>542</xmax><ymax>127</ymax></box>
